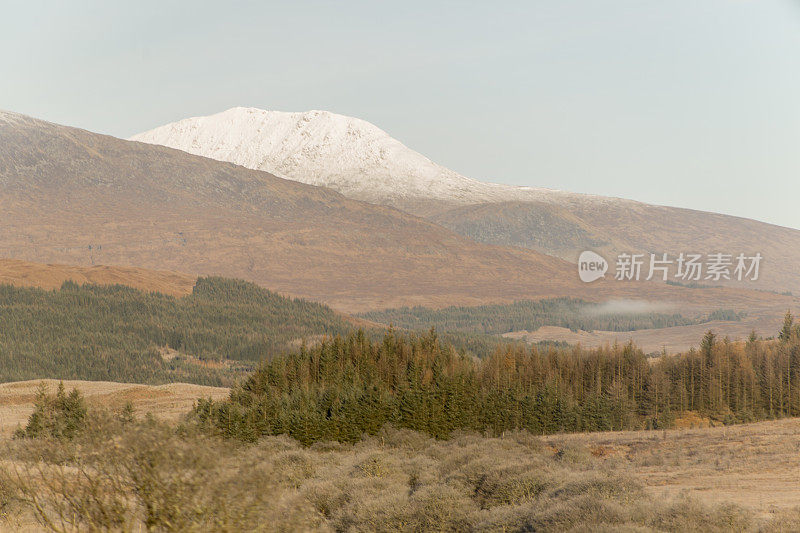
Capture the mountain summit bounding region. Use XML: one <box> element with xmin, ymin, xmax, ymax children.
<box><xmin>132</xmin><ymin>108</ymin><xmax>800</xmax><ymax>295</ymax></box>
<box><xmin>131</xmin><ymin>107</ymin><xmax>597</xmax><ymax>212</ymax></box>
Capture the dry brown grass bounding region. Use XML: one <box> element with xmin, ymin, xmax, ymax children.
<box><xmin>540</xmin><ymin>416</ymin><xmax>800</xmax><ymax>523</ymax></box>
<box><xmin>504</xmin><ymin>304</ymin><xmax>787</xmax><ymax>354</ymax></box>
<box><xmin>0</xmin><ymin>380</ymin><xmax>228</xmax><ymax>437</ymax></box>
<box><xmin>0</xmin><ymin>259</ymin><xmax>195</xmax><ymax>297</ymax></box>
<box><xmin>4</xmin><ymin>403</ymin><xmax>800</xmax><ymax>531</ymax></box>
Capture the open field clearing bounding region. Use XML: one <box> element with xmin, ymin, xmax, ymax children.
<box><xmin>0</xmin><ymin>380</ymin><xmax>228</xmax><ymax>436</ymax></box>
<box><xmin>542</xmin><ymin>417</ymin><xmax>800</xmax><ymax>521</ymax></box>
<box><xmin>505</xmin><ymin>307</ymin><xmax>787</xmax><ymax>354</ymax></box>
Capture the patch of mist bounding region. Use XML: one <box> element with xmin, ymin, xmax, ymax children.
<box><xmin>583</xmin><ymin>299</ymin><xmax>678</xmax><ymax>316</ymax></box>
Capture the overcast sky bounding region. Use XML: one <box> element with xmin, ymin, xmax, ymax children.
<box><xmin>3</xmin><ymin>1</ymin><xmax>799</xmax><ymax>228</ymax></box>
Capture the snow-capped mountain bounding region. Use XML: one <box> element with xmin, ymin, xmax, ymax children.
<box><xmin>130</xmin><ymin>107</ymin><xmax>608</xmax><ymax>211</ymax></box>
<box><xmin>129</xmin><ymin>107</ymin><xmax>800</xmax><ymax>297</ymax></box>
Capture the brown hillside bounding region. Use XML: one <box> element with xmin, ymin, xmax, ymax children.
<box><xmin>431</xmin><ymin>199</ymin><xmax>800</xmax><ymax>296</ymax></box>
<box><xmin>0</xmin><ymin>258</ymin><xmax>195</xmax><ymax>296</ymax></box>
<box><xmin>0</xmin><ymin>111</ymin><xmax>792</xmax><ymax>318</ymax></box>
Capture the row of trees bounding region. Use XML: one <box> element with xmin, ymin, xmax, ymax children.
<box><xmin>359</xmin><ymin>297</ymin><xmax>735</xmax><ymax>335</ymax></box>
<box><xmin>197</xmin><ymin>314</ymin><xmax>800</xmax><ymax>444</ymax></box>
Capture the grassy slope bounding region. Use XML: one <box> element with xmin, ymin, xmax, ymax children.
<box><xmin>0</xmin><ymin>258</ymin><xmax>196</xmax><ymax>296</ymax></box>
<box><xmin>1</xmin><ymin>112</ymin><xmax>793</xmax><ymax>316</ymax></box>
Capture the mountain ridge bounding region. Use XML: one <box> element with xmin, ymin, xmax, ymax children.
<box><xmin>0</xmin><ymin>109</ymin><xmax>794</xmax><ymax>347</ymax></box>
<box><xmin>131</xmin><ymin>107</ymin><xmax>623</xmax><ymax>210</ymax></box>
<box><xmin>132</xmin><ymin>107</ymin><xmax>800</xmax><ymax>295</ymax></box>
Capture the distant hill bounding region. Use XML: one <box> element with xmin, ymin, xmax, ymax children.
<box><xmin>0</xmin><ymin>274</ymin><xmax>534</xmax><ymax>386</ymax></box>
<box><xmin>358</xmin><ymin>298</ymin><xmax>723</xmax><ymax>335</ymax></box>
<box><xmin>133</xmin><ymin>107</ymin><xmax>800</xmax><ymax>295</ymax></box>
<box><xmin>430</xmin><ymin>200</ymin><xmax>800</xmax><ymax>296</ymax></box>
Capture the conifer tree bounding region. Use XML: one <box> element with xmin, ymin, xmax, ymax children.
<box><xmin>780</xmin><ymin>311</ymin><xmax>794</xmax><ymax>342</ymax></box>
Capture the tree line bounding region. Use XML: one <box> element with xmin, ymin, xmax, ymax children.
<box><xmin>358</xmin><ymin>298</ymin><xmax>739</xmax><ymax>335</ymax></box>
<box><xmin>197</xmin><ymin>313</ymin><xmax>800</xmax><ymax>444</ymax></box>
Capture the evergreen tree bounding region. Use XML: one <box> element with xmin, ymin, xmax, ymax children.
<box><xmin>780</xmin><ymin>310</ymin><xmax>794</xmax><ymax>342</ymax></box>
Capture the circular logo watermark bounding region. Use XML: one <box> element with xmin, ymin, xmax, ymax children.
<box><xmin>578</xmin><ymin>251</ymin><xmax>608</xmax><ymax>283</ymax></box>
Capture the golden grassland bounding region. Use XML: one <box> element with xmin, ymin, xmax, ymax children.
<box><xmin>503</xmin><ymin>311</ymin><xmax>784</xmax><ymax>354</ymax></box>
<box><xmin>0</xmin><ymin>380</ymin><xmax>228</xmax><ymax>437</ymax></box>
<box><xmin>0</xmin><ymin>259</ymin><xmax>195</xmax><ymax>297</ymax></box>
<box><xmin>2</xmin><ymin>382</ymin><xmax>800</xmax><ymax>531</ymax></box>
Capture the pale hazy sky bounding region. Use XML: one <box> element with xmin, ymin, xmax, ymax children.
<box><xmin>2</xmin><ymin>1</ymin><xmax>799</xmax><ymax>228</ymax></box>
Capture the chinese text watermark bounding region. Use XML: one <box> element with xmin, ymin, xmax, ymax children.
<box><xmin>579</xmin><ymin>252</ymin><xmax>762</xmax><ymax>283</ymax></box>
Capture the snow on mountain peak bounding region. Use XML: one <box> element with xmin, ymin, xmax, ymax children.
<box><xmin>130</xmin><ymin>107</ymin><xmax>606</xmax><ymax>208</ymax></box>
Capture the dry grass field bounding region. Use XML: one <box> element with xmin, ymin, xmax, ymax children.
<box><xmin>0</xmin><ymin>259</ymin><xmax>196</xmax><ymax>297</ymax></box>
<box><xmin>542</xmin><ymin>417</ymin><xmax>800</xmax><ymax>522</ymax></box>
<box><xmin>0</xmin><ymin>380</ymin><xmax>228</xmax><ymax>437</ymax></box>
<box><xmin>504</xmin><ymin>307</ymin><xmax>787</xmax><ymax>354</ymax></box>
<box><xmin>3</xmin><ymin>380</ymin><xmax>800</xmax><ymax>531</ymax></box>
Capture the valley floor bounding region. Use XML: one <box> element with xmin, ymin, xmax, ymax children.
<box><xmin>505</xmin><ymin>306</ymin><xmax>785</xmax><ymax>353</ymax></box>
<box><xmin>541</xmin><ymin>417</ymin><xmax>800</xmax><ymax>521</ymax></box>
